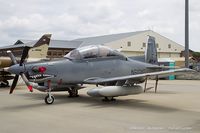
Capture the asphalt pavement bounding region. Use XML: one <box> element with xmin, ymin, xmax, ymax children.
<box><xmin>0</xmin><ymin>80</ymin><xmax>200</xmax><ymax>133</ymax></box>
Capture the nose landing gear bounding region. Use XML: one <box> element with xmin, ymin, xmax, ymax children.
<box><xmin>45</xmin><ymin>94</ymin><xmax>54</xmax><ymax>104</ymax></box>
<box><xmin>43</xmin><ymin>82</ymin><xmax>80</xmax><ymax>104</ymax></box>
<box><xmin>44</xmin><ymin>80</ymin><xmax>54</xmax><ymax>104</ymax></box>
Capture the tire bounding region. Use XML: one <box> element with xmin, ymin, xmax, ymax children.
<box><xmin>45</xmin><ymin>95</ymin><xmax>54</xmax><ymax>104</ymax></box>
<box><xmin>4</xmin><ymin>80</ymin><xmax>9</xmax><ymax>87</ymax></box>
<box><xmin>0</xmin><ymin>80</ymin><xmax>9</xmax><ymax>87</ymax></box>
<box><xmin>68</xmin><ymin>89</ymin><xmax>79</xmax><ymax>97</ymax></box>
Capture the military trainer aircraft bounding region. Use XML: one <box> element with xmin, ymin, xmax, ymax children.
<box><xmin>0</xmin><ymin>34</ymin><xmax>51</xmax><ymax>87</ymax></box>
<box><xmin>4</xmin><ymin>36</ymin><xmax>193</xmax><ymax>104</ymax></box>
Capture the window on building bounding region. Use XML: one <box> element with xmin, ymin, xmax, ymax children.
<box><xmin>57</xmin><ymin>52</ymin><xmax>63</xmax><ymax>56</ymax></box>
<box><xmin>47</xmin><ymin>51</ymin><xmax>51</xmax><ymax>56</ymax></box>
<box><xmin>156</xmin><ymin>43</ymin><xmax>159</xmax><ymax>48</ymax></box>
<box><xmin>13</xmin><ymin>50</ymin><xmax>23</xmax><ymax>57</ymax></box>
<box><xmin>168</xmin><ymin>44</ymin><xmax>171</xmax><ymax>49</ymax></box>
<box><xmin>143</xmin><ymin>43</ymin><xmax>146</xmax><ymax>47</ymax></box>
<box><xmin>127</xmin><ymin>41</ymin><xmax>131</xmax><ymax>47</ymax></box>
<box><xmin>64</xmin><ymin>50</ymin><xmax>70</xmax><ymax>55</ymax></box>
<box><xmin>52</xmin><ymin>52</ymin><xmax>57</xmax><ymax>56</ymax></box>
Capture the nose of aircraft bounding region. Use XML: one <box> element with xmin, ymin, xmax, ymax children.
<box><xmin>7</xmin><ymin>64</ymin><xmax>25</xmax><ymax>75</ymax></box>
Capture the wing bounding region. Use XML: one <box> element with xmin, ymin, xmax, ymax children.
<box><xmin>84</xmin><ymin>68</ymin><xmax>195</xmax><ymax>84</ymax></box>
<box><xmin>0</xmin><ymin>70</ymin><xmax>11</xmax><ymax>75</ymax></box>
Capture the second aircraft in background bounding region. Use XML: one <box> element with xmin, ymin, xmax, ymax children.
<box><xmin>0</xmin><ymin>34</ymin><xmax>51</xmax><ymax>87</ymax></box>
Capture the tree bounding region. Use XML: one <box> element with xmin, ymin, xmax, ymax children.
<box><xmin>192</xmin><ymin>52</ymin><xmax>200</xmax><ymax>62</ymax></box>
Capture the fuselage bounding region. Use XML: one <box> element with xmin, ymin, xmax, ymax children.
<box><xmin>22</xmin><ymin>56</ymin><xmax>155</xmax><ymax>85</ymax></box>
<box><xmin>7</xmin><ymin>45</ymin><xmax>160</xmax><ymax>91</ymax></box>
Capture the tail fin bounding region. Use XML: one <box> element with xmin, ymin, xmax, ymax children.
<box><xmin>33</xmin><ymin>34</ymin><xmax>51</xmax><ymax>47</ymax></box>
<box><xmin>145</xmin><ymin>36</ymin><xmax>158</xmax><ymax>65</ymax></box>
<box><xmin>28</xmin><ymin>34</ymin><xmax>51</xmax><ymax>59</ymax></box>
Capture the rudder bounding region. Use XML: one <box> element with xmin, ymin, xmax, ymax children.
<box><xmin>145</xmin><ymin>36</ymin><xmax>158</xmax><ymax>65</ymax></box>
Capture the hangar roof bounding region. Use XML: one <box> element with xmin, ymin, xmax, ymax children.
<box><xmin>0</xmin><ymin>40</ymin><xmax>82</xmax><ymax>50</ymax></box>
<box><xmin>0</xmin><ymin>30</ymin><xmax>147</xmax><ymax>50</ymax></box>
<box><xmin>49</xmin><ymin>40</ymin><xmax>82</xmax><ymax>49</ymax></box>
<box><xmin>74</xmin><ymin>30</ymin><xmax>147</xmax><ymax>47</ymax></box>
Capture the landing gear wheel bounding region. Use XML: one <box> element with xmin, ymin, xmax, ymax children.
<box><xmin>0</xmin><ymin>80</ymin><xmax>9</xmax><ymax>87</ymax></box>
<box><xmin>4</xmin><ymin>80</ymin><xmax>9</xmax><ymax>87</ymax></box>
<box><xmin>45</xmin><ymin>95</ymin><xmax>54</xmax><ymax>104</ymax></box>
<box><xmin>68</xmin><ymin>88</ymin><xmax>79</xmax><ymax>97</ymax></box>
<box><xmin>102</xmin><ymin>97</ymin><xmax>116</xmax><ymax>102</ymax></box>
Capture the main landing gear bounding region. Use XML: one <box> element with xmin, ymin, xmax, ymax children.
<box><xmin>44</xmin><ymin>82</ymin><xmax>79</xmax><ymax>104</ymax></box>
<box><xmin>102</xmin><ymin>97</ymin><xmax>116</xmax><ymax>102</ymax></box>
<box><xmin>68</xmin><ymin>87</ymin><xmax>79</xmax><ymax>97</ymax></box>
<box><xmin>144</xmin><ymin>76</ymin><xmax>159</xmax><ymax>93</ymax></box>
<box><xmin>0</xmin><ymin>80</ymin><xmax>9</xmax><ymax>87</ymax></box>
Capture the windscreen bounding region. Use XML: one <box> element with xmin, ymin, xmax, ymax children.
<box><xmin>64</xmin><ymin>45</ymin><xmax>125</xmax><ymax>60</ymax></box>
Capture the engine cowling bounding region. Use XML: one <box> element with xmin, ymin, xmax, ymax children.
<box><xmin>87</xmin><ymin>85</ymin><xmax>143</xmax><ymax>97</ymax></box>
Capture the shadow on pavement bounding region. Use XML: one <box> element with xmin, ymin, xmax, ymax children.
<box><xmin>1</xmin><ymin>92</ymin><xmax>179</xmax><ymax>113</ymax></box>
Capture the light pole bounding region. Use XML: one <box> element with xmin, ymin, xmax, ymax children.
<box><xmin>185</xmin><ymin>0</ymin><xmax>189</xmax><ymax>68</ymax></box>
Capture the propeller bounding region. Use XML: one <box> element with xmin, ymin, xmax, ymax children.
<box><xmin>9</xmin><ymin>75</ymin><xmax>19</xmax><ymax>94</ymax></box>
<box><xmin>8</xmin><ymin>46</ymin><xmax>31</xmax><ymax>94</ymax></box>
<box><xmin>20</xmin><ymin>46</ymin><xmax>30</xmax><ymax>66</ymax></box>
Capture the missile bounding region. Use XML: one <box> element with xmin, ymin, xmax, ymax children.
<box><xmin>87</xmin><ymin>85</ymin><xmax>143</xmax><ymax>97</ymax></box>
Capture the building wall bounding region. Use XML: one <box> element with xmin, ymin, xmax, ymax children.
<box><xmin>47</xmin><ymin>48</ymin><xmax>72</xmax><ymax>59</ymax></box>
<box><xmin>0</xmin><ymin>48</ymin><xmax>23</xmax><ymax>57</ymax></box>
<box><xmin>120</xmin><ymin>51</ymin><xmax>180</xmax><ymax>58</ymax></box>
<box><xmin>105</xmin><ymin>30</ymin><xmax>184</xmax><ymax>58</ymax></box>
<box><xmin>156</xmin><ymin>52</ymin><xmax>179</xmax><ymax>58</ymax></box>
<box><xmin>121</xmin><ymin>51</ymin><xmax>144</xmax><ymax>57</ymax></box>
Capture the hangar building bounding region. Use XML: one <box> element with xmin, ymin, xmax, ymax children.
<box><xmin>0</xmin><ymin>30</ymin><xmax>184</xmax><ymax>59</ymax></box>
<box><xmin>74</xmin><ymin>30</ymin><xmax>184</xmax><ymax>58</ymax></box>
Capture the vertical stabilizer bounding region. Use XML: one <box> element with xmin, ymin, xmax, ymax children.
<box><xmin>145</xmin><ymin>36</ymin><xmax>158</xmax><ymax>65</ymax></box>
<box><xmin>28</xmin><ymin>34</ymin><xmax>51</xmax><ymax>60</ymax></box>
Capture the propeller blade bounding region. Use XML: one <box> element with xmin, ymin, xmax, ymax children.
<box><xmin>20</xmin><ymin>46</ymin><xmax>30</xmax><ymax>66</ymax></box>
<box><xmin>7</xmin><ymin>51</ymin><xmax>17</xmax><ymax>65</ymax></box>
<box><xmin>20</xmin><ymin>73</ymin><xmax>33</xmax><ymax>92</ymax></box>
<box><xmin>9</xmin><ymin>75</ymin><xmax>19</xmax><ymax>94</ymax></box>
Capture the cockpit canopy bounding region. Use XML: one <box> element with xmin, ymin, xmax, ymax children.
<box><xmin>64</xmin><ymin>45</ymin><xmax>125</xmax><ymax>60</ymax></box>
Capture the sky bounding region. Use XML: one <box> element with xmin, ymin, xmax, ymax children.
<box><xmin>0</xmin><ymin>0</ymin><xmax>199</xmax><ymax>51</ymax></box>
